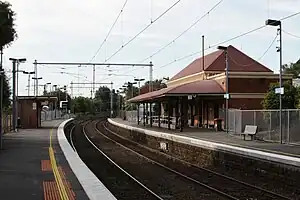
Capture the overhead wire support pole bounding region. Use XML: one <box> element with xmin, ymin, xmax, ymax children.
<box><xmin>34</xmin><ymin>60</ymin><xmax>38</xmax><ymax>96</ymax></box>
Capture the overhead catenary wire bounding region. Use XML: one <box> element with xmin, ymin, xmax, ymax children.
<box><xmin>228</xmin><ymin>33</ymin><xmax>278</xmax><ymax>67</ymax></box>
<box><xmin>101</xmin><ymin>10</ymin><xmax>300</xmax><ymax>82</ymax></box>
<box><xmin>105</xmin><ymin>0</ymin><xmax>182</xmax><ymax>62</ymax></box>
<box><xmin>155</xmin><ymin>10</ymin><xmax>300</xmax><ymax>70</ymax></box>
<box><xmin>89</xmin><ymin>0</ymin><xmax>129</xmax><ymax>62</ymax></box>
<box><xmin>140</xmin><ymin>0</ymin><xmax>224</xmax><ymax>62</ymax></box>
<box><xmin>282</xmin><ymin>30</ymin><xmax>300</xmax><ymax>39</ymax></box>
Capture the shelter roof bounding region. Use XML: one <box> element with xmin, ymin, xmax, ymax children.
<box><xmin>128</xmin><ymin>80</ymin><xmax>224</xmax><ymax>102</ymax></box>
<box><xmin>170</xmin><ymin>45</ymin><xmax>273</xmax><ymax>81</ymax></box>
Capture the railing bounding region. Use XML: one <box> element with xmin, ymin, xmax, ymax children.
<box><xmin>152</xmin><ymin>116</ymin><xmax>176</xmax><ymax>129</ymax></box>
<box><xmin>41</xmin><ymin>110</ymin><xmax>63</xmax><ymax>121</ymax></box>
<box><xmin>1</xmin><ymin>113</ymin><xmax>12</xmax><ymax>134</ymax></box>
<box><xmin>220</xmin><ymin>109</ymin><xmax>300</xmax><ymax>145</ymax></box>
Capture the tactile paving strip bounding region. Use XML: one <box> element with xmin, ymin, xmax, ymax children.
<box><xmin>43</xmin><ymin>181</ymin><xmax>61</xmax><ymax>200</ymax></box>
<box><xmin>58</xmin><ymin>167</ymin><xmax>76</xmax><ymax>200</ymax></box>
<box><xmin>41</xmin><ymin>160</ymin><xmax>52</xmax><ymax>172</ymax></box>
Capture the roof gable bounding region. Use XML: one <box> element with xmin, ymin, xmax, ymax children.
<box><xmin>170</xmin><ymin>50</ymin><xmax>223</xmax><ymax>81</ymax></box>
<box><xmin>170</xmin><ymin>45</ymin><xmax>273</xmax><ymax>82</ymax></box>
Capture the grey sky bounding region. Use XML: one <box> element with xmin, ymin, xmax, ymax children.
<box><xmin>3</xmin><ymin>0</ymin><xmax>300</xmax><ymax>97</ymax></box>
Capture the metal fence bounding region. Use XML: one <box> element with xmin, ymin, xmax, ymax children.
<box><xmin>41</xmin><ymin>110</ymin><xmax>63</xmax><ymax>121</ymax></box>
<box><xmin>1</xmin><ymin>113</ymin><xmax>13</xmax><ymax>134</ymax></box>
<box><xmin>221</xmin><ymin>109</ymin><xmax>300</xmax><ymax>145</ymax></box>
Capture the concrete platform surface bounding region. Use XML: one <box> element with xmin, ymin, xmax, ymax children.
<box><xmin>110</xmin><ymin>118</ymin><xmax>300</xmax><ymax>167</ymax></box>
<box><xmin>0</xmin><ymin>120</ymin><xmax>89</xmax><ymax>200</ymax></box>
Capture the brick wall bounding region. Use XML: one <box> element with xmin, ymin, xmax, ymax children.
<box><xmin>228</xmin><ymin>78</ymin><xmax>290</xmax><ymax>93</ymax></box>
<box><xmin>229</xmin><ymin>98</ymin><xmax>263</xmax><ymax>109</ymax></box>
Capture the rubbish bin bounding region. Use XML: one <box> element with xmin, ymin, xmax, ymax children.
<box><xmin>17</xmin><ymin>117</ymin><xmax>21</xmax><ymax>128</ymax></box>
<box><xmin>214</xmin><ymin>118</ymin><xmax>222</xmax><ymax>131</ymax></box>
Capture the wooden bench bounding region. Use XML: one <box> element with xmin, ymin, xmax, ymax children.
<box><xmin>241</xmin><ymin>125</ymin><xmax>257</xmax><ymax>140</ymax></box>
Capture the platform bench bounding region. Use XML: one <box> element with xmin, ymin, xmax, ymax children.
<box><xmin>241</xmin><ymin>125</ymin><xmax>257</xmax><ymax>140</ymax></box>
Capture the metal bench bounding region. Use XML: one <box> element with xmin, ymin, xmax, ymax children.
<box><xmin>241</xmin><ymin>125</ymin><xmax>257</xmax><ymax>140</ymax></box>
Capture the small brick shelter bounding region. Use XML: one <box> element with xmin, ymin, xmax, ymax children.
<box><xmin>17</xmin><ymin>96</ymin><xmax>58</xmax><ymax>129</ymax></box>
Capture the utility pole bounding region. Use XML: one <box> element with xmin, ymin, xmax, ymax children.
<box><xmin>0</xmin><ymin>47</ymin><xmax>3</xmax><ymax>149</ymax></box>
<box><xmin>9</xmin><ymin>58</ymin><xmax>26</xmax><ymax>132</ymax></box>
<box><xmin>34</xmin><ymin>60</ymin><xmax>38</xmax><ymax>96</ymax></box>
<box><xmin>93</xmin><ymin>64</ymin><xmax>95</xmax><ymax>98</ymax></box>
<box><xmin>149</xmin><ymin>61</ymin><xmax>153</xmax><ymax>92</ymax></box>
<box><xmin>217</xmin><ymin>46</ymin><xmax>229</xmax><ymax>133</ymax></box>
<box><xmin>110</xmin><ymin>82</ymin><xmax>113</xmax><ymax>118</ymax></box>
<box><xmin>23</xmin><ymin>71</ymin><xmax>35</xmax><ymax>96</ymax></box>
<box><xmin>266</xmin><ymin>19</ymin><xmax>283</xmax><ymax>143</ymax></box>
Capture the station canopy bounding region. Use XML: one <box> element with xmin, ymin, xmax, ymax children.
<box><xmin>128</xmin><ymin>80</ymin><xmax>225</xmax><ymax>102</ymax></box>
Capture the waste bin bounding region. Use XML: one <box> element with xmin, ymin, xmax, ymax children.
<box><xmin>17</xmin><ymin>117</ymin><xmax>21</xmax><ymax>128</ymax></box>
<box><xmin>214</xmin><ymin>118</ymin><xmax>222</xmax><ymax>131</ymax></box>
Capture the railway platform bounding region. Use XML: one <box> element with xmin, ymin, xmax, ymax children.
<box><xmin>109</xmin><ymin>118</ymin><xmax>300</xmax><ymax>167</ymax></box>
<box><xmin>0</xmin><ymin>119</ymin><xmax>90</xmax><ymax>200</ymax></box>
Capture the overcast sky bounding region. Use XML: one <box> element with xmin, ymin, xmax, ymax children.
<box><xmin>3</xmin><ymin>0</ymin><xmax>300</xmax><ymax>97</ymax></box>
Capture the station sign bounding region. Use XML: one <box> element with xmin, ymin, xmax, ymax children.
<box><xmin>275</xmin><ymin>87</ymin><xmax>284</xmax><ymax>95</ymax></box>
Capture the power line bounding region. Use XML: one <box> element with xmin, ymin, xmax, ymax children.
<box><xmin>102</xmin><ymin>10</ymin><xmax>300</xmax><ymax>79</ymax></box>
<box><xmin>155</xmin><ymin>10</ymin><xmax>300</xmax><ymax>70</ymax></box>
<box><xmin>90</xmin><ymin>0</ymin><xmax>129</xmax><ymax>62</ymax></box>
<box><xmin>105</xmin><ymin>0</ymin><xmax>182</xmax><ymax>62</ymax></box>
<box><xmin>283</xmin><ymin>30</ymin><xmax>300</xmax><ymax>39</ymax></box>
<box><xmin>140</xmin><ymin>0</ymin><xmax>224</xmax><ymax>62</ymax></box>
<box><xmin>228</xmin><ymin>33</ymin><xmax>278</xmax><ymax>67</ymax></box>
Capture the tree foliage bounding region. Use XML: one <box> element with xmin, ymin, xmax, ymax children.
<box><xmin>283</xmin><ymin>59</ymin><xmax>300</xmax><ymax>79</ymax></box>
<box><xmin>1</xmin><ymin>71</ymin><xmax>10</xmax><ymax>109</ymax></box>
<box><xmin>262</xmin><ymin>81</ymin><xmax>298</xmax><ymax>109</ymax></box>
<box><xmin>0</xmin><ymin>1</ymin><xmax>17</xmax><ymax>48</ymax></box>
<box><xmin>44</xmin><ymin>89</ymin><xmax>71</xmax><ymax>109</ymax></box>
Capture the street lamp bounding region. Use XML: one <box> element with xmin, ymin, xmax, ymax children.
<box><xmin>217</xmin><ymin>46</ymin><xmax>229</xmax><ymax>133</ymax></box>
<box><xmin>9</xmin><ymin>58</ymin><xmax>26</xmax><ymax>132</ymax></box>
<box><xmin>134</xmin><ymin>78</ymin><xmax>145</xmax><ymax>95</ymax></box>
<box><xmin>32</xmin><ymin>77</ymin><xmax>42</xmax><ymax>96</ymax></box>
<box><xmin>23</xmin><ymin>71</ymin><xmax>35</xmax><ymax>96</ymax></box>
<box><xmin>266</xmin><ymin>19</ymin><xmax>283</xmax><ymax>144</ymax></box>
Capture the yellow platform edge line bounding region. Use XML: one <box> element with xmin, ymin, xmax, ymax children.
<box><xmin>49</xmin><ymin>126</ymin><xmax>70</xmax><ymax>200</ymax></box>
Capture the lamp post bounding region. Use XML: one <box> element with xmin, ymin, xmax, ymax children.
<box><xmin>217</xmin><ymin>46</ymin><xmax>229</xmax><ymax>134</ymax></box>
<box><xmin>32</xmin><ymin>77</ymin><xmax>42</xmax><ymax>96</ymax></box>
<box><xmin>9</xmin><ymin>58</ymin><xmax>27</xmax><ymax>132</ymax></box>
<box><xmin>134</xmin><ymin>78</ymin><xmax>145</xmax><ymax>95</ymax></box>
<box><xmin>23</xmin><ymin>71</ymin><xmax>35</xmax><ymax>96</ymax></box>
<box><xmin>266</xmin><ymin>19</ymin><xmax>283</xmax><ymax>144</ymax></box>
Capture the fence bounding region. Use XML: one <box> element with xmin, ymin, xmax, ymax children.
<box><xmin>221</xmin><ymin>109</ymin><xmax>300</xmax><ymax>145</ymax></box>
<box><xmin>41</xmin><ymin>110</ymin><xmax>63</xmax><ymax>121</ymax></box>
<box><xmin>1</xmin><ymin>113</ymin><xmax>12</xmax><ymax>134</ymax></box>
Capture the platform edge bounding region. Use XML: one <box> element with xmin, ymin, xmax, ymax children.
<box><xmin>108</xmin><ymin>118</ymin><xmax>300</xmax><ymax>167</ymax></box>
<box><xmin>57</xmin><ymin>119</ymin><xmax>117</xmax><ymax>200</ymax></box>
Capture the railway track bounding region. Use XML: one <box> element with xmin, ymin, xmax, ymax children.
<box><xmin>94</xmin><ymin>119</ymin><xmax>293</xmax><ymax>200</ymax></box>
<box><xmin>82</xmin><ymin>119</ymin><xmax>233</xmax><ymax>200</ymax></box>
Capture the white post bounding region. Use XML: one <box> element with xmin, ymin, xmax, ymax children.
<box><xmin>287</xmin><ymin>110</ymin><xmax>290</xmax><ymax>144</ymax></box>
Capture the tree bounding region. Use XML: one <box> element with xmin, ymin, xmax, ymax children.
<box><xmin>0</xmin><ymin>1</ymin><xmax>17</xmax><ymax>48</ymax></box>
<box><xmin>283</xmin><ymin>59</ymin><xmax>300</xmax><ymax>79</ymax></box>
<box><xmin>44</xmin><ymin>89</ymin><xmax>71</xmax><ymax>109</ymax></box>
<box><xmin>140</xmin><ymin>79</ymin><xmax>167</xmax><ymax>94</ymax></box>
<box><xmin>1</xmin><ymin>71</ymin><xmax>10</xmax><ymax>109</ymax></box>
<box><xmin>262</xmin><ymin>81</ymin><xmax>298</xmax><ymax>109</ymax></box>
<box><xmin>72</xmin><ymin>96</ymin><xmax>93</xmax><ymax>114</ymax></box>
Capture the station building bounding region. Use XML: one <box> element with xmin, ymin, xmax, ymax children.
<box><xmin>128</xmin><ymin>45</ymin><xmax>293</xmax><ymax>131</ymax></box>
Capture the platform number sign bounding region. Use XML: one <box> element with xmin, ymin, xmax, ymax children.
<box><xmin>160</xmin><ymin>142</ymin><xmax>168</xmax><ymax>151</ymax></box>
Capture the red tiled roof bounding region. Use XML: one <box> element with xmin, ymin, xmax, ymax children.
<box><xmin>170</xmin><ymin>45</ymin><xmax>273</xmax><ymax>81</ymax></box>
<box><xmin>128</xmin><ymin>80</ymin><xmax>224</xmax><ymax>102</ymax></box>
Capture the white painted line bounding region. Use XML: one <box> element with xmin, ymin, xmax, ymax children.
<box><xmin>108</xmin><ymin>118</ymin><xmax>300</xmax><ymax>167</ymax></box>
<box><xmin>57</xmin><ymin>119</ymin><xmax>117</xmax><ymax>200</ymax></box>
